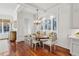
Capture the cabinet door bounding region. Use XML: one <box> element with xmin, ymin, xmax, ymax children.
<box><xmin>72</xmin><ymin>4</ymin><xmax>79</xmax><ymax>28</ymax></box>
<box><xmin>72</xmin><ymin>43</ymin><xmax>79</xmax><ymax>56</ymax></box>
<box><xmin>10</xmin><ymin>31</ymin><xmax>16</xmax><ymax>41</ymax></box>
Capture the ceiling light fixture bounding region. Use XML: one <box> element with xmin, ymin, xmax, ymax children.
<box><xmin>33</xmin><ymin>9</ymin><xmax>41</xmax><ymax>25</ymax></box>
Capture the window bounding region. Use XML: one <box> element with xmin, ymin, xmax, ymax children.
<box><xmin>45</xmin><ymin>20</ymin><xmax>47</xmax><ymax>30</ymax></box>
<box><xmin>0</xmin><ymin>19</ymin><xmax>10</xmax><ymax>34</ymax></box>
<box><xmin>40</xmin><ymin>16</ymin><xmax>57</xmax><ymax>31</ymax></box>
<box><xmin>0</xmin><ymin>20</ymin><xmax>2</xmax><ymax>33</ymax></box>
<box><xmin>48</xmin><ymin>19</ymin><xmax>51</xmax><ymax>30</ymax></box>
<box><xmin>0</xmin><ymin>25</ymin><xmax>2</xmax><ymax>33</ymax></box>
<box><xmin>53</xmin><ymin>18</ymin><xmax>56</xmax><ymax>30</ymax></box>
<box><xmin>3</xmin><ymin>24</ymin><xmax>9</xmax><ymax>33</ymax></box>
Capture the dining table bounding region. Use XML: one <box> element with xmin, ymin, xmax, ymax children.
<box><xmin>35</xmin><ymin>36</ymin><xmax>49</xmax><ymax>41</ymax></box>
<box><xmin>35</xmin><ymin>36</ymin><xmax>49</xmax><ymax>47</ymax></box>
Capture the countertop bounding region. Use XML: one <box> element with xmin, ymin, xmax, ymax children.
<box><xmin>69</xmin><ymin>35</ymin><xmax>79</xmax><ymax>39</ymax></box>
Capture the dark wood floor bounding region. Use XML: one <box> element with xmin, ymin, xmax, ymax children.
<box><xmin>0</xmin><ymin>40</ymin><xmax>71</xmax><ymax>56</ymax></box>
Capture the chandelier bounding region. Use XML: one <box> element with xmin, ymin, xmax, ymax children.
<box><xmin>33</xmin><ymin>9</ymin><xmax>41</xmax><ymax>25</ymax></box>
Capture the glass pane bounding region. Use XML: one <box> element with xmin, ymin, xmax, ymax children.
<box><xmin>48</xmin><ymin>20</ymin><xmax>51</xmax><ymax>30</ymax></box>
<box><xmin>53</xmin><ymin>18</ymin><xmax>56</xmax><ymax>30</ymax></box>
<box><xmin>41</xmin><ymin>25</ymin><xmax>43</xmax><ymax>30</ymax></box>
<box><xmin>3</xmin><ymin>24</ymin><xmax>9</xmax><ymax>33</ymax></box>
<box><xmin>45</xmin><ymin>20</ymin><xmax>47</xmax><ymax>30</ymax></box>
<box><xmin>0</xmin><ymin>25</ymin><xmax>2</xmax><ymax>33</ymax></box>
<box><xmin>54</xmin><ymin>20</ymin><xmax>56</xmax><ymax>30</ymax></box>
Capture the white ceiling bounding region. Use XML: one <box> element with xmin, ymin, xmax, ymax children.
<box><xmin>30</xmin><ymin>3</ymin><xmax>58</xmax><ymax>10</ymax></box>
<box><xmin>18</xmin><ymin>3</ymin><xmax>60</xmax><ymax>17</ymax></box>
<box><xmin>0</xmin><ymin>3</ymin><xmax>58</xmax><ymax>12</ymax></box>
<box><xmin>0</xmin><ymin>3</ymin><xmax>58</xmax><ymax>14</ymax></box>
<box><xmin>0</xmin><ymin>3</ymin><xmax>18</xmax><ymax>20</ymax></box>
<box><xmin>0</xmin><ymin>3</ymin><xmax>17</xmax><ymax>11</ymax></box>
<box><xmin>0</xmin><ymin>3</ymin><xmax>59</xmax><ymax>19</ymax></box>
<box><xmin>20</xmin><ymin>3</ymin><xmax>60</xmax><ymax>17</ymax></box>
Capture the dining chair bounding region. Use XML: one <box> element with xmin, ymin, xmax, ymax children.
<box><xmin>42</xmin><ymin>33</ymin><xmax>57</xmax><ymax>52</ymax></box>
<box><xmin>31</xmin><ymin>35</ymin><xmax>40</xmax><ymax>50</ymax></box>
<box><xmin>24</xmin><ymin>35</ymin><xmax>32</xmax><ymax>46</ymax></box>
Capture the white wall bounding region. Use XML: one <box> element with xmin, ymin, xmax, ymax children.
<box><xmin>0</xmin><ymin>8</ymin><xmax>14</xmax><ymax>39</ymax></box>
<box><xmin>0</xmin><ymin>4</ymin><xmax>17</xmax><ymax>54</ymax></box>
<box><xmin>72</xmin><ymin>4</ymin><xmax>79</xmax><ymax>29</ymax></box>
<box><xmin>44</xmin><ymin>4</ymin><xmax>71</xmax><ymax>49</ymax></box>
<box><xmin>17</xmin><ymin>10</ymin><xmax>34</xmax><ymax>42</ymax></box>
<box><xmin>46</xmin><ymin>4</ymin><xmax>71</xmax><ymax>49</ymax></box>
<box><xmin>0</xmin><ymin>6</ymin><xmax>15</xmax><ymax>20</ymax></box>
<box><xmin>16</xmin><ymin>4</ymin><xmax>75</xmax><ymax>49</ymax></box>
<box><xmin>16</xmin><ymin>4</ymin><xmax>71</xmax><ymax>49</ymax></box>
<box><xmin>57</xmin><ymin>4</ymin><xmax>71</xmax><ymax>49</ymax></box>
<box><xmin>17</xmin><ymin>11</ymin><xmax>24</xmax><ymax>42</ymax></box>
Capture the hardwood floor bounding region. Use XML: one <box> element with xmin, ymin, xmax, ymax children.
<box><xmin>16</xmin><ymin>41</ymin><xmax>71</xmax><ymax>56</ymax></box>
<box><xmin>0</xmin><ymin>40</ymin><xmax>71</xmax><ymax>56</ymax></box>
<box><xmin>0</xmin><ymin>40</ymin><xmax>16</xmax><ymax>56</ymax></box>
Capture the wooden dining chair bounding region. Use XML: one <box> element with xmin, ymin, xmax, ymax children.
<box><xmin>43</xmin><ymin>33</ymin><xmax>57</xmax><ymax>52</ymax></box>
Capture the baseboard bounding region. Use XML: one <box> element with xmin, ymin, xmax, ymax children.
<box><xmin>56</xmin><ymin>45</ymin><xmax>70</xmax><ymax>51</ymax></box>
<box><xmin>55</xmin><ymin>45</ymin><xmax>71</xmax><ymax>55</ymax></box>
<box><xmin>16</xmin><ymin>39</ymin><xmax>24</xmax><ymax>43</ymax></box>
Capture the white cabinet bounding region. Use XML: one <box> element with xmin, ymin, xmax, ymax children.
<box><xmin>72</xmin><ymin>43</ymin><xmax>79</xmax><ymax>55</ymax></box>
<box><xmin>72</xmin><ymin>4</ymin><xmax>79</xmax><ymax>28</ymax></box>
<box><xmin>70</xmin><ymin>37</ymin><xmax>79</xmax><ymax>56</ymax></box>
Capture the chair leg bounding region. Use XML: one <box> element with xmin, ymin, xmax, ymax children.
<box><xmin>39</xmin><ymin>42</ymin><xmax>41</xmax><ymax>47</ymax></box>
<box><xmin>35</xmin><ymin>43</ymin><xmax>36</xmax><ymax>50</ymax></box>
<box><xmin>30</xmin><ymin>41</ymin><xmax>32</xmax><ymax>47</ymax></box>
<box><xmin>54</xmin><ymin>45</ymin><xmax>56</xmax><ymax>52</ymax></box>
<box><xmin>28</xmin><ymin>41</ymin><xmax>30</xmax><ymax>45</ymax></box>
<box><xmin>32</xmin><ymin>43</ymin><xmax>33</xmax><ymax>48</ymax></box>
<box><xmin>50</xmin><ymin>45</ymin><xmax>52</xmax><ymax>52</ymax></box>
<box><xmin>43</xmin><ymin>44</ymin><xmax>44</xmax><ymax>49</ymax></box>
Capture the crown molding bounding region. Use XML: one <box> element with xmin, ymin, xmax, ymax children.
<box><xmin>25</xmin><ymin>3</ymin><xmax>46</xmax><ymax>11</ymax></box>
<box><xmin>16</xmin><ymin>3</ymin><xmax>61</xmax><ymax>14</ymax></box>
<box><xmin>25</xmin><ymin>3</ymin><xmax>61</xmax><ymax>12</ymax></box>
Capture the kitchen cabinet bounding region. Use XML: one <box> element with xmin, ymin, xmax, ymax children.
<box><xmin>10</xmin><ymin>31</ymin><xmax>16</xmax><ymax>42</ymax></box>
<box><xmin>69</xmin><ymin>36</ymin><xmax>79</xmax><ymax>56</ymax></box>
